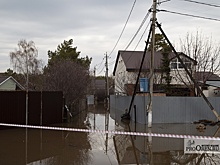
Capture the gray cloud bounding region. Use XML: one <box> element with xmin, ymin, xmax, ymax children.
<box><xmin>0</xmin><ymin>0</ymin><xmax>220</xmax><ymax>75</ymax></box>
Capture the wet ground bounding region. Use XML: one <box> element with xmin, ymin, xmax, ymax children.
<box><xmin>0</xmin><ymin>104</ymin><xmax>220</xmax><ymax>165</ymax></box>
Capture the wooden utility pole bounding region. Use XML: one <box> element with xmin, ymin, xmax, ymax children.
<box><xmin>148</xmin><ymin>0</ymin><xmax>157</xmax><ymax>128</ymax></box>
<box><xmin>94</xmin><ymin>67</ymin><xmax>96</xmax><ymax>105</ymax></box>
<box><xmin>105</xmin><ymin>52</ymin><xmax>110</xmax><ymax>108</ymax></box>
<box><xmin>26</xmin><ymin>55</ymin><xmax>29</xmax><ymax>125</ymax></box>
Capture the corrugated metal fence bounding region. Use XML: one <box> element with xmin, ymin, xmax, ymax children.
<box><xmin>0</xmin><ymin>91</ymin><xmax>63</xmax><ymax>127</ymax></box>
<box><xmin>110</xmin><ymin>95</ymin><xmax>220</xmax><ymax>124</ymax></box>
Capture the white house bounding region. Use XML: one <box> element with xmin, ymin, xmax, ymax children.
<box><xmin>113</xmin><ymin>50</ymin><xmax>197</xmax><ymax>95</ymax></box>
<box><xmin>0</xmin><ymin>76</ymin><xmax>24</xmax><ymax>91</ymax></box>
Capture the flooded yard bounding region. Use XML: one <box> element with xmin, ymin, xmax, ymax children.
<box><xmin>0</xmin><ymin>104</ymin><xmax>220</xmax><ymax>164</ymax></box>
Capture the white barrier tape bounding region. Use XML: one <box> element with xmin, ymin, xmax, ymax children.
<box><xmin>0</xmin><ymin>123</ymin><xmax>220</xmax><ymax>141</ymax></box>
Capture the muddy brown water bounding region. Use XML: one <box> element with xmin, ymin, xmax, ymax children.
<box><xmin>0</xmin><ymin>104</ymin><xmax>220</xmax><ymax>165</ymax></box>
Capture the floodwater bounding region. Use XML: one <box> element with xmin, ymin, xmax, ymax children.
<box><xmin>1</xmin><ymin>104</ymin><xmax>220</xmax><ymax>165</ymax></box>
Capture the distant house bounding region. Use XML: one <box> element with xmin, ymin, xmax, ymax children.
<box><xmin>94</xmin><ymin>79</ymin><xmax>114</xmax><ymax>102</ymax></box>
<box><xmin>196</xmin><ymin>72</ymin><xmax>220</xmax><ymax>97</ymax></box>
<box><xmin>95</xmin><ymin>79</ymin><xmax>106</xmax><ymax>102</ymax></box>
<box><xmin>0</xmin><ymin>76</ymin><xmax>25</xmax><ymax>91</ymax></box>
<box><xmin>113</xmin><ymin>50</ymin><xmax>197</xmax><ymax>95</ymax></box>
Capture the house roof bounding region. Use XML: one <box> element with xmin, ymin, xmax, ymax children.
<box><xmin>0</xmin><ymin>76</ymin><xmax>25</xmax><ymax>90</ymax></box>
<box><xmin>195</xmin><ymin>72</ymin><xmax>220</xmax><ymax>82</ymax></box>
<box><xmin>95</xmin><ymin>79</ymin><xmax>105</xmax><ymax>89</ymax></box>
<box><xmin>113</xmin><ymin>50</ymin><xmax>197</xmax><ymax>75</ymax></box>
<box><xmin>205</xmin><ymin>81</ymin><xmax>220</xmax><ymax>88</ymax></box>
<box><xmin>0</xmin><ymin>76</ymin><xmax>7</xmax><ymax>84</ymax></box>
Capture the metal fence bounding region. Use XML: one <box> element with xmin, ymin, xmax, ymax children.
<box><xmin>0</xmin><ymin>91</ymin><xmax>63</xmax><ymax>127</ymax></box>
<box><xmin>110</xmin><ymin>95</ymin><xmax>220</xmax><ymax>124</ymax></box>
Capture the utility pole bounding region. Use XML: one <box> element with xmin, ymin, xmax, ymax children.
<box><xmin>26</xmin><ymin>56</ymin><xmax>29</xmax><ymax>125</ymax></box>
<box><xmin>105</xmin><ymin>52</ymin><xmax>110</xmax><ymax>109</ymax></box>
<box><xmin>93</xmin><ymin>67</ymin><xmax>96</xmax><ymax>105</ymax></box>
<box><xmin>148</xmin><ymin>0</ymin><xmax>157</xmax><ymax>128</ymax></box>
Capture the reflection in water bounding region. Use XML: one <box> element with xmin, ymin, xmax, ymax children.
<box><xmin>1</xmin><ymin>103</ymin><xmax>220</xmax><ymax>164</ymax></box>
<box><xmin>112</xmin><ymin>119</ymin><xmax>220</xmax><ymax>165</ymax></box>
<box><xmin>0</xmin><ymin>110</ymin><xmax>92</xmax><ymax>165</ymax></box>
<box><xmin>0</xmin><ymin>104</ymin><xmax>118</xmax><ymax>165</ymax></box>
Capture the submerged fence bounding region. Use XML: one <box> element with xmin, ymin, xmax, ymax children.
<box><xmin>110</xmin><ymin>95</ymin><xmax>220</xmax><ymax>124</ymax></box>
<box><xmin>0</xmin><ymin>91</ymin><xmax>63</xmax><ymax>126</ymax></box>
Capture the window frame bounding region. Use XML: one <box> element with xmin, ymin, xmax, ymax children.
<box><xmin>170</xmin><ymin>57</ymin><xmax>192</xmax><ymax>70</ymax></box>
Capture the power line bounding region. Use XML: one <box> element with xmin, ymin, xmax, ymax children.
<box><xmin>158</xmin><ymin>9</ymin><xmax>220</xmax><ymax>22</ymax></box>
<box><xmin>180</xmin><ymin>0</ymin><xmax>220</xmax><ymax>8</ymax></box>
<box><xmin>124</xmin><ymin>11</ymin><xmax>151</xmax><ymax>50</ymax></box>
<box><xmin>97</xmin><ymin>65</ymin><xmax>105</xmax><ymax>75</ymax></box>
<box><xmin>114</xmin><ymin>20</ymin><xmax>151</xmax><ymax>75</ymax></box>
<box><xmin>109</xmin><ymin>11</ymin><xmax>151</xmax><ymax>73</ymax></box>
<box><xmin>134</xmin><ymin>21</ymin><xmax>151</xmax><ymax>50</ymax></box>
<box><xmin>108</xmin><ymin>60</ymin><xmax>115</xmax><ymax>66</ymax></box>
<box><xmin>108</xmin><ymin>0</ymin><xmax>137</xmax><ymax>57</ymax></box>
<box><xmin>115</xmin><ymin>11</ymin><xmax>151</xmax><ymax>73</ymax></box>
<box><xmin>158</xmin><ymin>0</ymin><xmax>171</xmax><ymax>5</ymax></box>
<box><xmin>95</xmin><ymin>58</ymin><xmax>105</xmax><ymax>71</ymax></box>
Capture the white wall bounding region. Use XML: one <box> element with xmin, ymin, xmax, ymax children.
<box><xmin>0</xmin><ymin>79</ymin><xmax>16</xmax><ymax>90</ymax></box>
<box><xmin>208</xmin><ymin>86</ymin><xmax>220</xmax><ymax>97</ymax></box>
<box><xmin>114</xmin><ymin>55</ymin><xmax>127</xmax><ymax>94</ymax></box>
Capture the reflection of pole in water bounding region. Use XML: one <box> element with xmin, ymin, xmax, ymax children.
<box><xmin>25</xmin><ymin>128</ymin><xmax>28</xmax><ymax>165</ymax></box>
<box><xmin>113</xmin><ymin>136</ymin><xmax>121</xmax><ymax>165</ymax></box>
<box><xmin>128</xmin><ymin>124</ymin><xmax>139</xmax><ymax>165</ymax></box>
<box><xmin>40</xmin><ymin>128</ymin><xmax>43</xmax><ymax>164</ymax></box>
<box><xmin>93</xmin><ymin>112</ymin><xmax>95</xmax><ymax>130</ymax></box>
<box><xmin>147</xmin><ymin>127</ymin><xmax>153</xmax><ymax>165</ymax></box>
<box><xmin>105</xmin><ymin>108</ymin><xmax>109</xmax><ymax>153</ymax></box>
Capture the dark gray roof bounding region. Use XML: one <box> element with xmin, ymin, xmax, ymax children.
<box><xmin>95</xmin><ymin>79</ymin><xmax>105</xmax><ymax>89</ymax></box>
<box><xmin>0</xmin><ymin>76</ymin><xmax>9</xmax><ymax>84</ymax></box>
<box><xmin>196</xmin><ymin>72</ymin><xmax>220</xmax><ymax>82</ymax></box>
<box><xmin>113</xmin><ymin>50</ymin><xmax>196</xmax><ymax>75</ymax></box>
<box><xmin>205</xmin><ymin>81</ymin><xmax>220</xmax><ymax>88</ymax></box>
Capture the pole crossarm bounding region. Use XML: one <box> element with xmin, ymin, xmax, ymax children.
<box><xmin>156</xmin><ymin>21</ymin><xmax>220</xmax><ymax>121</ymax></box>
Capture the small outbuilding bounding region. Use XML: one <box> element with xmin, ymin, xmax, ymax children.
<box><xmin>196</xmin><ymin>72</ymin><xmax>220</xmax><ymax>97</ymax></box>
<box><xmin>0</xmin><ymin>76</ymin><xmax>25</xmax><ymax>91</ymax></box>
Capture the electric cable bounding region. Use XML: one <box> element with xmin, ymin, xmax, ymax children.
<box><xmin>158</xmin><ymin>0</ymin><xmax>171</xmax><ymax>5</ymax></box>
<box><xmin>114</xmin><ymin>17</ymin><xmax>151</xmax><ymax>75</ymax></box>
<box><xmin>97</xmin><ymin>65</ymin><xmax>105</xmax><ymax>75</ymax></box>
<box><xmin>134</xmin><ymin>21</ymin><xmax>151</xmax><ymax>52</ymax></box>
<box><xmin>108</xmin><ymin>60</ymin><xmax>116</xmax><ymax>66</ymax></box>
<box><xmin>96</xmin><ymin>58</ymin><xmax>105</xmax><ymax>71</ymax></box>
<box><xmin>108</xmin><ymin>0</ymin><xmax>137</xmax><ymax>57</ymax></box>
<box><xmin>124</xmin><ymin>11</ymin><xmax>151</xmax><ymax>51</ymax></box>
<box><xmin>158</xmin><ymin>9</ymin><xmax>220</xmax><ymax>22</ymax></box>
<box><xmin>180</xmin><ymin>0</ymin><xmax>220</xmax><ymax>8</ymax></box>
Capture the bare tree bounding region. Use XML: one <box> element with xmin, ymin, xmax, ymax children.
<box><xmin>168</xmin><ymin>31</ymin><xmax>220</xmax><ymax>95</ymax></box>
<box><xmin>114</xmin><ymin>71</ymin><xmax>132</xmax><ymax>95</ymax></box>
<box><xmin>9</xmin><ymin>39</ymin><xmax>43</xmax><ymax>125</ymax></box>
<box><xmin>179</xmin><ymin>31</ymin><xmax>220</xmax><ymax>83</ymax></box>
<box><xmin>9</xmin><ymin>39</ymin><xmax>43</xmax><ymax>89</ymax></box>
<box><xmin>44</xmin><ymin>59</ymin><xmax>90</xmax><ymax>107</ymax></box>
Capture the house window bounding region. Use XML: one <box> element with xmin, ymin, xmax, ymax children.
<box><xmin>170</xmin><ymin>57</ymin><xmax>191</xmax><ymax>70</ymax></box>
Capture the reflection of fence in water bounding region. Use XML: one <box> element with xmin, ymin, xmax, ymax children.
<box><xmin>113</xmin><ymin>121</ymin><xmax>220</xmax><ymax>164</ymax></box>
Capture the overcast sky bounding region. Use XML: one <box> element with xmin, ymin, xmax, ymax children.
<box><xmin>0</xmin><ymin>0</ymin><xmax>220</xmax><ymax>76</ymax></box>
